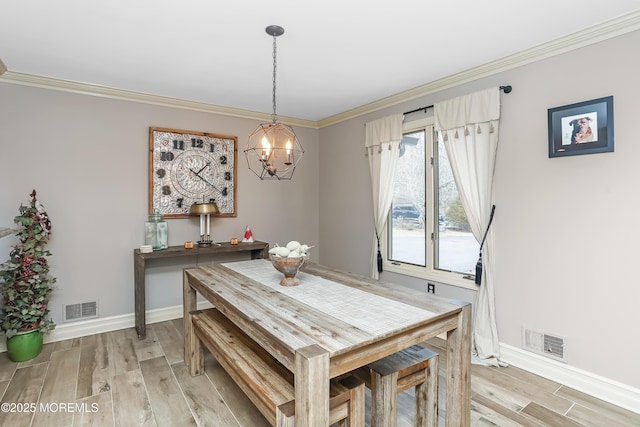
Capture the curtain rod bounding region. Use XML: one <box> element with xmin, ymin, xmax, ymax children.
<box><xmin>403</xmin><ymin>85</ymin><xmax>513</xmax><ymax>117</ymax></box>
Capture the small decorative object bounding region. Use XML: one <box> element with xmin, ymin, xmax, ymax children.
<box><xmin>149</xmin><ymin>127</ymin><xmax>237</xmax><ymax>217</ymax></box>
<box><xmin>140</xmin><ymin>245</ymin><xmax>153</xmax><ymax>253</ymax></box>
<box><xmin>145</xmin><ymin>211</ymin><xmax>168</xmax><ymax>250</ymax></box>
<box><xmin>184</xmin><ymin>241</ymin><xmax>194</xmax><ymax>249</ymax></box>
<box><xmin>230</xmin><ymin>237</ymin><xmax>238</xmax><ymax>245</ymax></box>
<box><xmin>244</xmin><ymin>25</ymin><xmax>304</xmax><ymax>180</ymax></box>
<box><xmin>268</xmin><ymin>241</ymin><xmax>312</xmax><ymax>286</ymax></box>
<box><xmin>242</xmin><ymin>225</ymin><xmax>254</xmax><ymax>243</ymax></box>
<box><xmin>190</xmin><ymin>202</ymin><xmax>219</xmax><ymax>247</ymax></box>
<box><xmin>548</xmin><ymin>96</ymin><xmax>614</xmax><ymax>158</ymax></box>
<box><xmin>0</xmin><ymin>190</ymin><xmax>56</xmax><ymax>362</ymax></box>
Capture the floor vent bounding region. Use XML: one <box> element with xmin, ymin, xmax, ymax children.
<box><xmin>523</xmin><ymin>327</ymin><xmax>567</xmax><ymax>362</ymax></box>
<box><xmin>63</xmin><ymin>301</ymin><xmax>98</xmax><ymax>322</ymax></box>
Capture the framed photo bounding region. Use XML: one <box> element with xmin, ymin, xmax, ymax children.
<box><xmin>149</xmin><ymin>127</ymin><xmax>237</xmax><ymax>218</ymax></box>
<box><xmin>548</xmin><ymin>96</ymin><xmax>614</xmax><ymax>158</ymax></box>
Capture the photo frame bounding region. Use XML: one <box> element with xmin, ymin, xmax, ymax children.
<box><xmin>548</xmin><ymin>96</ymin><xmax>614</xmax><ymax>158</ymax></box>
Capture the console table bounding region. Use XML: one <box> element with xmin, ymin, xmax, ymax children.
<box><xmin>134</xmin><ymin>240</ymin><xmax>269</xmax><ymax>339</ymax></box>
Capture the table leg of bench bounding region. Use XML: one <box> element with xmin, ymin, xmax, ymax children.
<box><xmin>415</xmin><ymin>356</ymin><xmax>438</xmax><ymax>427</ymax></box>
<box><xmin>183</xmin><ymin>270</ymin><xmax>202</xmax><ymax>374</ymax></box>
<box><xmin>347</xmin><ymin>377</ymin><xmax>365</xmax><ymax>427</ymax></box>
<box><xmin>371</xmin><ymin>370</ymin><xmax>398</xmax><ymax>427</ymax></box>
<box><xmin>276</xmin><ymin>402</ymin><xmax>296</xmax><ymax>427</ymax></box>
<box><xmin>295</xmin><ymin>344</ymin><xmax>330</xmax><ymax>427</ymax></box>
<box><xmin>185</xmin><ymin>311</ymin><xmax>205</xmax><ymax>376</ymax></box>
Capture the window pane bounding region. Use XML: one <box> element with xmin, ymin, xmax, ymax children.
<box><xmin>388</xmin><ymin>130</ymin><xmax>426</xmax><ymax>266</ymax></box>
<box><xmin>435</xmin><ymin>137</ymin><xmax>479</xmax><ymax>275</ymax></box>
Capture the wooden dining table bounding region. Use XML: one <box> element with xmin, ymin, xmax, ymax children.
<box><xmin>183</xmin><ymin>259</ymin><xmax>471</xmax><ymax>426</ymax></box>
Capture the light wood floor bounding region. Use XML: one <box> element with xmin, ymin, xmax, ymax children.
<box><xmin>0</xmin><ymin>318</ymin><xmax>638</xmax><ymax>427</ymax></box>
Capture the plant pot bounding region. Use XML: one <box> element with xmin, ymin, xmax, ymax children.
<box><xmin>6</xmin><ymin>329</ymin><xmax>43</xmax><ymax>362</ymax></box>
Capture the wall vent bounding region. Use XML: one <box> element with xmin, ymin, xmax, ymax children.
<box><xmin>523</xmin><ymin>327</ymin><xmax>567</xmax><ymax>362</ymax></box>
<box><xmin>63</xmin><ymin>301</ymin><xmax>98</xmax><ymax>322</ymax></box>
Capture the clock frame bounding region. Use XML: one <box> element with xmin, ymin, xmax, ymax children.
<box><xmin>149</xmin><ymin>127</ymin><xmax>237</xmax><ymax>218</ymax></box>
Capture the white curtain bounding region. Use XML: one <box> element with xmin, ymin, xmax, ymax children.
<box><xmin>365</xmin><ymin>114</ymin><xmax>403</xmax><ymax>279</ymax></box>
<box><xmin>434</xmin><ymin>87</ymin><xmax>504</xmax><ymax>366</ymax></box>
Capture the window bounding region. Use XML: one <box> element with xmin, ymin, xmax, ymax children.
<box><xmin>384</xmin><ymin>117</ymin><xmax>479</xmax><ymax>288</ymax></box>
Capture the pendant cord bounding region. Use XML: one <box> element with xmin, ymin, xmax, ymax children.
<box><xmin>271</xmin><ymin>33</ymin><xmax>278</xmax><ymax>124</ymax></box>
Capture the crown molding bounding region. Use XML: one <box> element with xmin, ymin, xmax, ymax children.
<box><xmin>0</xmin><ymin>70</ymin><xmax>319</xmax><ymax>129</ymax></box>
<box><xmin>1</xmin><ymin>10</ymin><xmax>639</xmax><ymax>130</ymax></box>
<box><xmin>317</xmin><ymin>10</ymin><xmax>640</xmax><ymax>128</ymax></box>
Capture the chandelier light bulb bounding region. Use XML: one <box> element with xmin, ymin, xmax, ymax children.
<box><xmin>285</xmin><ymin>140</ymin><xmax>292</xmax><ymax>164</ymax></box>
<box><xmin>261</xmin><ymin>137</ymin><xmax>271</xmax><ymax>161</ymax></box>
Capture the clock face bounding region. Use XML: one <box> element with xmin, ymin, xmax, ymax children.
<box><xmin>149</xmin><ymin>127</ymin><xmax>237</xmax><ymax>218</ymax></box>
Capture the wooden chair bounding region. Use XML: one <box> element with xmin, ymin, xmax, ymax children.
<box><xmin>353</xmin><ymin>345</ymin><xmax>438</xmax><ymax>427</ymax></box>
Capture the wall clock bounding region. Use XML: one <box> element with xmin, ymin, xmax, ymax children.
<box><xmin>149</xmin><ymin>127</ymin><xmax>237</xmax><ymax>218</ymax></box>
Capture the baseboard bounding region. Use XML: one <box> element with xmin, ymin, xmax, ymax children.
<box><xmin>1</xmin><ymin>309</ymin><xmax>637</xmax><ymax>415</ymax></box>
<box><xmin>500</xmin><ymin>342</ymin><xmax>640</xmax><ymax>415</ymax></box>
<box><xmin>0</xmin><ymin>301</ymin><xmax>214</xmax><ymax>353</ymax></box>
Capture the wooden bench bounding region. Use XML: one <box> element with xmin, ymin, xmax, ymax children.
<box><xmin>188</xmin><ymin>308</ymin><xmax>365</xmax><ymax>426</ymax></box>
<box><xmin>353</xmin><ymin>345</ymin><xmax>438</xmax><ymax>427</ymax></box>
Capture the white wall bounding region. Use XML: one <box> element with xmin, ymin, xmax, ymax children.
<box><xmin>0</xmin><ymin>83</ymin><xmax>319</xmax><ymax>320</ymax></box>
<box><xmin>495</xmin><ymin>30</ymin><xmax>640</xmax><ymax>389</ymax></box>
<box><xmin>319</xmin><ymin>30</ymin><xmax>640</xmax><ymax>390</ymax></box>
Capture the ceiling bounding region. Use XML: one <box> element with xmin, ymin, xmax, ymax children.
<box><xmin>1</xmin><ymin>1</ymin><xmax>640</xmax><ymax>123</ymax></box>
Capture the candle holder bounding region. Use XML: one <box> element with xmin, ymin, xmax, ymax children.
<box><xmin>189</xmin><ymin>202</ymin><xmax>219</xmax><ymax>247</ymax></box>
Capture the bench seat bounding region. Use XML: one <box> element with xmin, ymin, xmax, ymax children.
<box><xmin>353</xmin><ymin>344</ymin><xmax>438</xmax><ymax>427</ymax></box>
<box><xmin>190</xmin><ymin>308</ymin><xmax>365</xmax><ymax>426</ymax></box>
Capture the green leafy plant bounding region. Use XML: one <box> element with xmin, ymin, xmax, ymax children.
<box><xmin>0</xmin><ymin>190</ymin><xmax>55</xmax><ymax>339</ymax></box>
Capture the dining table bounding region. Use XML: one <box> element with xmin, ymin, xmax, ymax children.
<box><xmin>183</xmin><ymin>259</ymin><xmax>471</xmax><ymax>426</ymax></box>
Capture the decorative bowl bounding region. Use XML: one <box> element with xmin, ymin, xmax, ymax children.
<box><xmin>270</xmin><ymin>254</ymin><xmax>309</xmax><ymax>286</ymax></box>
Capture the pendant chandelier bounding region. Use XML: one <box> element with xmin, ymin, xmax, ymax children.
<box><xmin>244</xmin><ymin>25</ymin><xmax>304</xmax><ymax>180</ymax></box>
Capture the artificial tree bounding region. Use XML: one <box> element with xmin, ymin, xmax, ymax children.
<box><xmin>0</xmin><ymin>190</ymin><xmax>55</xmax><ymax>339</ymax></box>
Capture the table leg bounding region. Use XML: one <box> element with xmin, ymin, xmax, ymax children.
<box><xmin>446</xmin><ymin>301</ymin><xmax>472</xmax><ymax>427</ymax></box>
<box><xmin>187</xmin><ymin>317</ymin><xmax>204</xmax><ymax>376</ymax></box>
<box><xmin>295</xmin><ymin>344</ymin><xmax>330</xmax><ymax>427</ymax></box>
<box><xmin>134</xmin><ymin>251</ymin><xmax>146</xmax><ymax>339</ymax></box>
<box><xmin>183</xmin><ymin>270</ymin><xmax>198</xmax><ymax>369</ymax></box>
